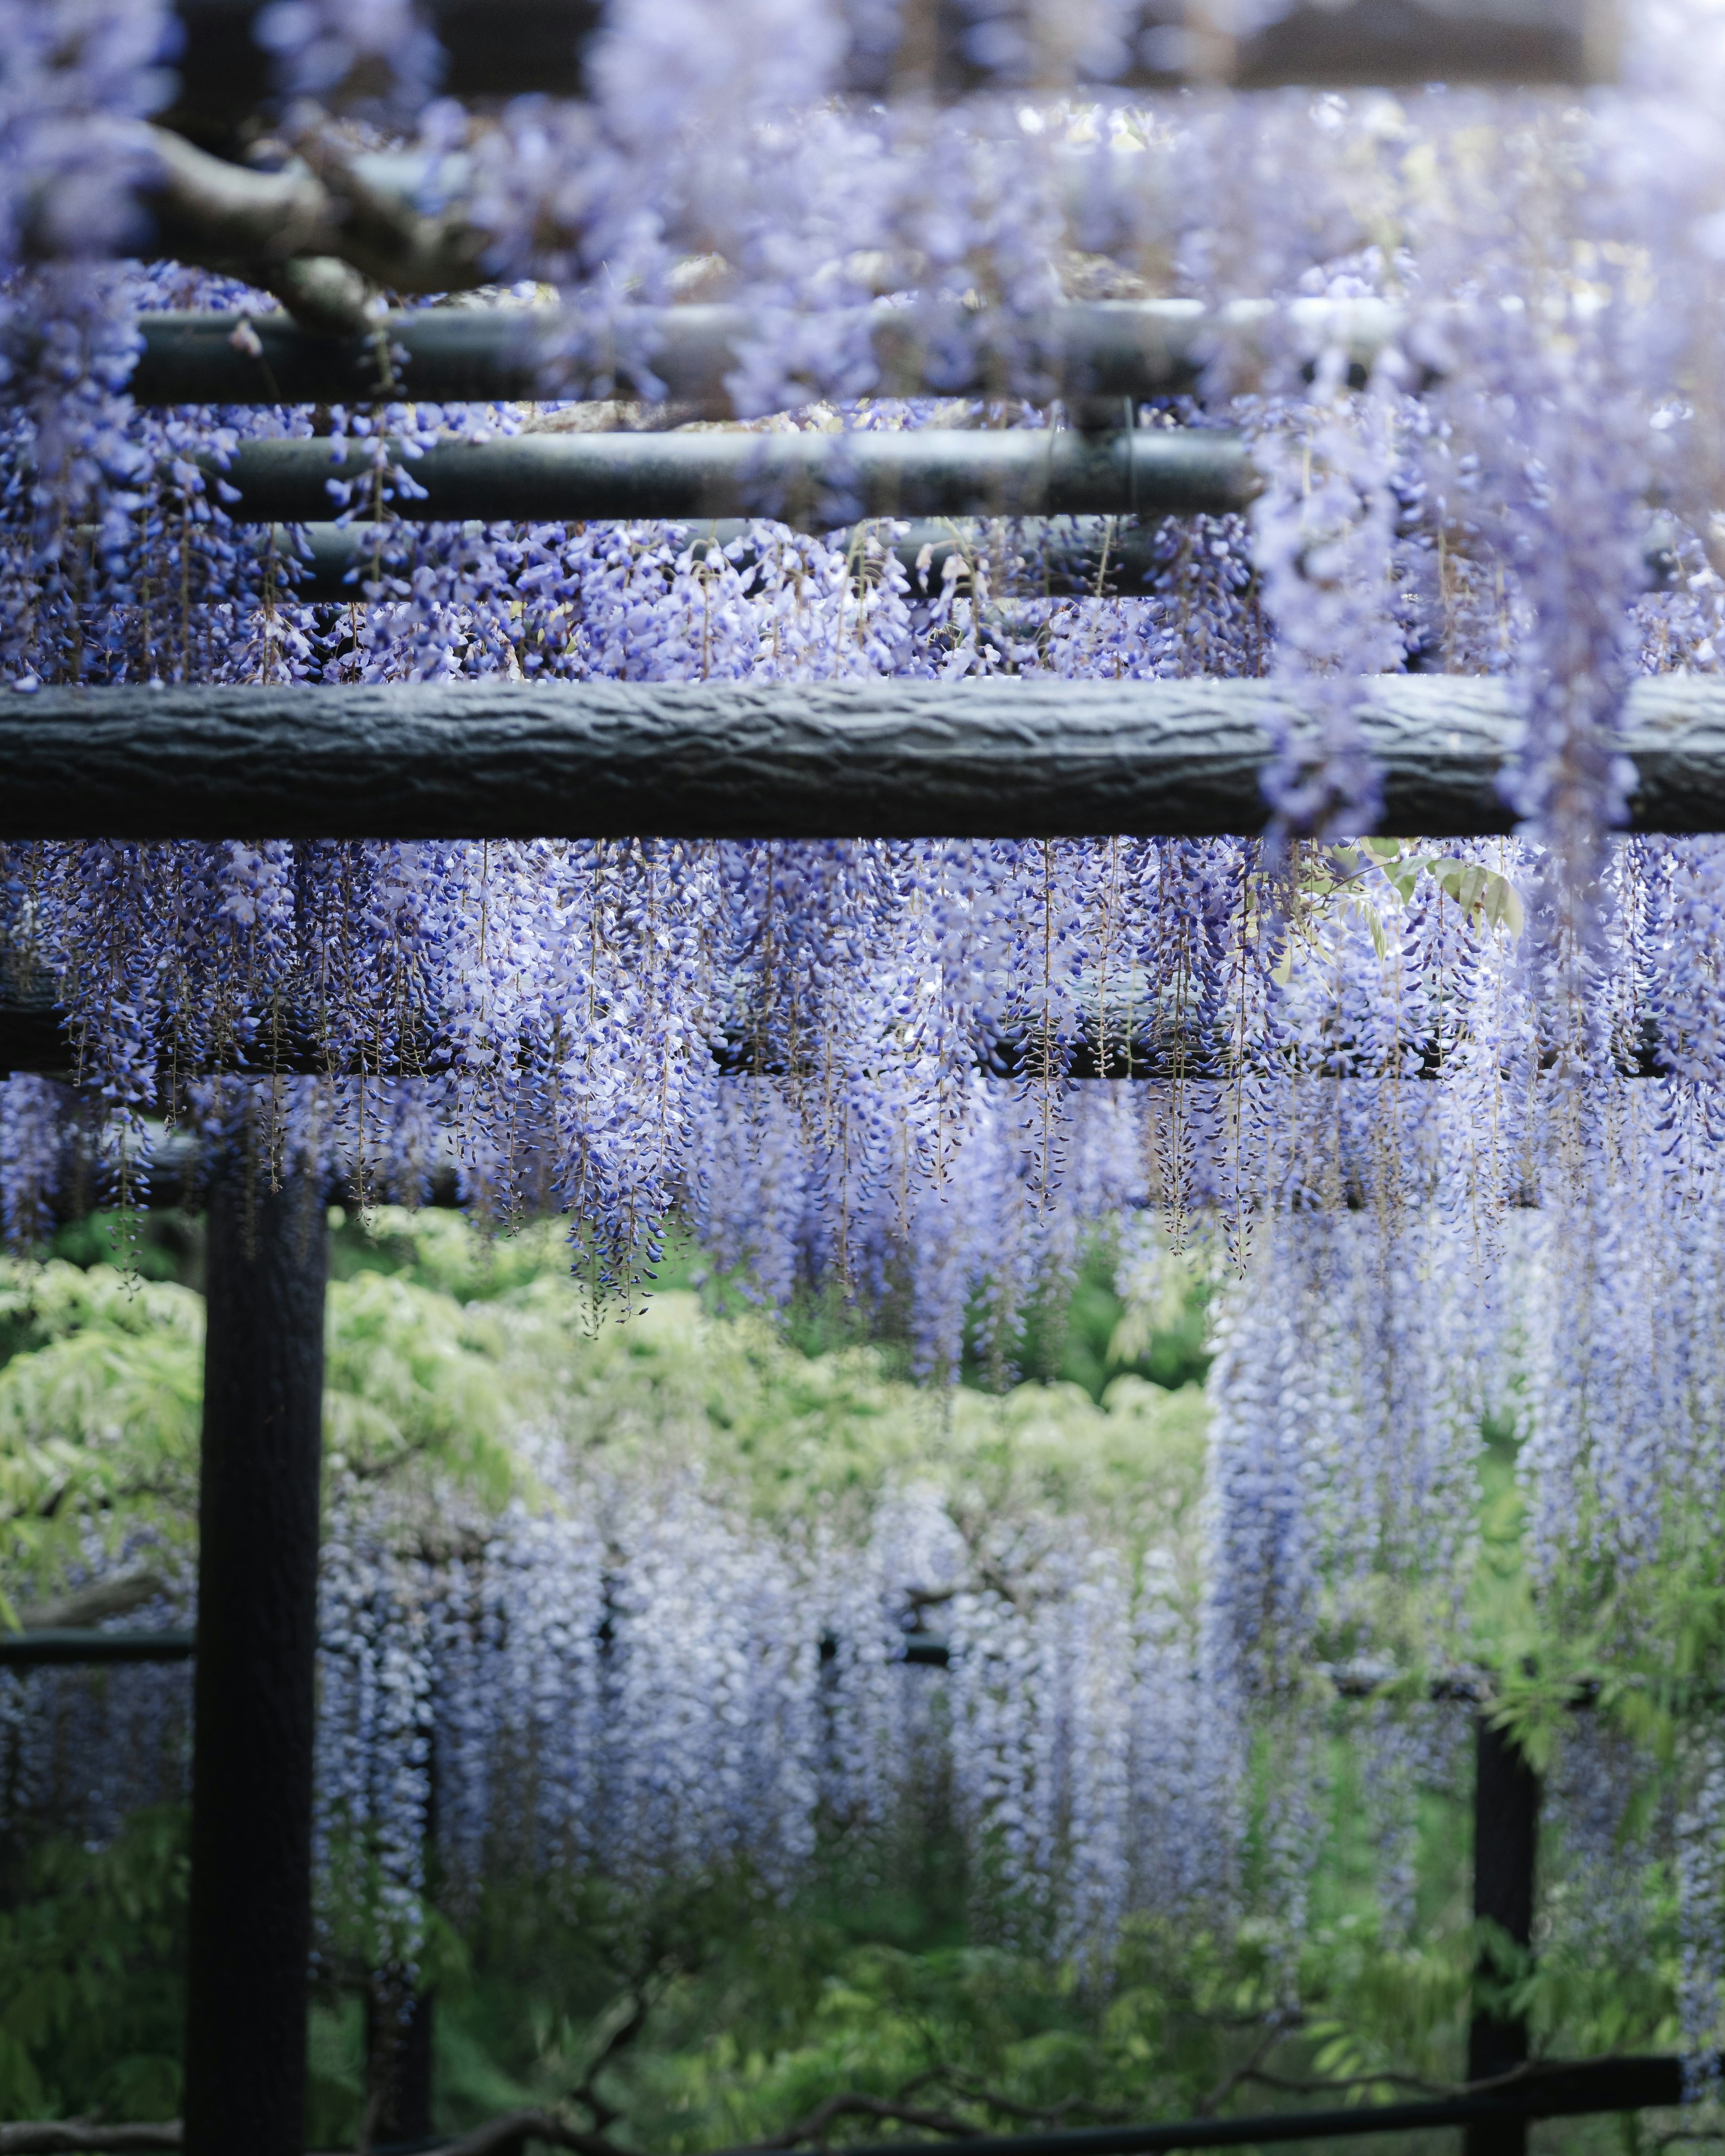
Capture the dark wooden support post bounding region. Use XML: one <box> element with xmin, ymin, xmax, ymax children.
<box><xmin>183</xmin><ymin>1168</ymin><xmax>328</xmax><ymax>2156</ymax></box>
<box><xmin>1464</xmin><ymin>1711</ymin><xmax>1541</xmax><ymax>2156</ymax></box>
<box><xmin>365</xmin><ymin>1644</ymin><xmax>438</xmax><ymax>2146</ymax></box>
<box><xmin>366</xmin><ymin>1989</ymin><xmax>435</xmax><ymax>2145</ymax></box>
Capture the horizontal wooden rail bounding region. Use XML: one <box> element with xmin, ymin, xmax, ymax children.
<box><xmin>266</xmin><ymin>514</ymin><xmax>1681</xmax><ymax>607</ymax></box>
<box><xmin>128</xmin><ymin>300</ymin><xmax>1404</xmax><ymax>412</ymax></box>
<box><xmin>0</xmin><ymin>676</ymin><xmax>1720</xmax><ymax>843</ymax></box>
<box><xmin>0</xmin><ymin>1006</ymin><xmax>1232</xmax><ymax>1080</ymax></box>
<box><xmin>158</xmin><ymin>0</ymin><xmax>1609</xmax><ymax>146</ymax></box>
<box><xmin>704</xmin><ymin>2059</ymin><xmax>1699</xmax><ymax>2154</ymax></box>
<box><xmin>0</xmin><ymin>1005</ymin><xmax>1659</xmax><ymax>1082</ymax></box>
<box><xmin>0</xmin><ymin>2057</ymin><xmax>1693</xmax><ymax>2156</ymax></box>
<box><xmin>198</xmin><ymin>429</ymin><xmax>1253</xmax><ymax>528</ymax></box>
<box><xmin>270</xmin><ymin>516</ymin><xmax>1180</xmax><ymax>605</ymax></box>
<box><xmin>0</xmin><ymin>1628</ymin><xmax>939</xmax><ymax>1670</ymax></box>
<box><xmin>0</xmin><ymin>1629</ymin><xmax>196</xmax><ymax>1666</ymax></box>
<box><xmin>0</xmin><ymin>1630</ymin><xmax>1618</xmax><ymax>1704</ymax></box>
<box><xmin>0</xmin><ymin>2126</ymin><xmax>184</xmax><ymax>2154</ymax></box>
<box><xmin>0</xmin><ymin>1000</ymin><xmax>1672</xmax><ymax>1082</ymax></box>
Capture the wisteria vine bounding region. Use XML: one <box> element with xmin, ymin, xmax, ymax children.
<box><xmin>3</xmin><ymin>0</ymin><xmax>1725</xmax><ymax>2099</ymax></box>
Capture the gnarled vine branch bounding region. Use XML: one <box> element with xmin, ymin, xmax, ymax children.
<box><xmin>34</xmin><ymin>121</ymin><xmax>494</xmax><ymax>331</ymax></box>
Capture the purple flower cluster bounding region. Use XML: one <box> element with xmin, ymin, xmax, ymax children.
<box><xmin>303</xmin><ymin>1458</ymin><xmax>1252</xmax><ymax>1975</ymax></box>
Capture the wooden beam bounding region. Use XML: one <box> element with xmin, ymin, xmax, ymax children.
<box><xmin>0</xmin><ymin>1630</ymin><xmax>196</xmax><ymax>1665</ymax></box>
<box><xmin>698</xmin><ymin>2058</ymin><xmax>1691</xmax><ymax>2155</ymax></box>
<box><xmin>262</xmin><ymin>516</ymin><xmax>1187</xmax><ymax>606</ymax></box>
<box><xmin>196</xmin><ymin>429</ymin><xmax>1255</xmax><ymax>527</ymax></box>
<box><xmin>157</xmin><ymin>0</ymin><xmax>1611</xmax><ymax>145</ymax></box>
<box><xmin>0</xmin><ymin>2063</ymin><xmax>1697</xmax><ymax>2156</ymax></box>
<box><xmin>0</xmin><ymin>676</ymin><xmax>1720</xmax><ymax>843</ymax></box>
<box><xmin>125</xmin><ymin>300</ymin><xmax>1402</xmax><ymax>411</ymax></box>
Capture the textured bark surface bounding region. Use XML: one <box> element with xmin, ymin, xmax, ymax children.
<box><xmin>1232</xmin><ymin>0</ymin><xmax>1601</xmax><ymax>84</ymax></box>
<box><xmin>6</xmin><ymin>676</ymin><xmax>1725</xmax><ymax>841</ymax></box>
<box><xmin>162</xmin><ymin>0</ymin><xmax>599</xmax><ymax>141</ymax></box>
<box><xmin>209</xmin><ymin>427</ymin><xmax>1255</xmax><ymax>526</ymax></box>
<box><xmin>182</xmin><ymin>1172</ymin><xmax>327</xmax><ymax>2156</ymax></box>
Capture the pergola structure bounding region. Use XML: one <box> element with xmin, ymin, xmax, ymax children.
<box><xmin>0</xmin><ymin>2</ymin><xmax>1693</xmax><ymax>2152</ymax></box>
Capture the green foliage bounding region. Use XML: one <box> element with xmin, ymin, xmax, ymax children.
<box><xmin>998</xmin><ymin>1237</ymin><xmax>1210</xmax><ymax>1401</ymax></box>
<box><xmin>321</xmin><ymin>1266</ymin><xmax>535</xmax><ymax>1504</ymax></box>
<box><xmin>1102</xmin><ymin>1237</ymin><xmax>1212</xmax><ymax>1395</ymax></box>
<box><xmin>0</xmin><ymin>1262</ymin><xmax>204</xmax><ymax>1610</ymax></box>
<box><xmin>0</xmin><ymin>1202</ymin><xmax>1701</xmax><ymax>2152</ymax></box>
<box><xmin>1358</xmin><ymin>841</ymin><xmax>1525</xmax><ymax>940</ymax></box>
<box><xmin>1266</xmin><ymin>841</ymin><xmax>1525</xmax><ymax>986</ymax></box>
<box><xmin>0</xmin><ymin>1807</ymin><xmax>187</xmax><ymax>2119</ymax></box>
<box><xmin>0</xmin><ymin>1206</ymin><xmax>1221</xmax><ymax>2141</ymax></box>
<box><xmin>328</xmin><ymin>1206</ymin><xmax>581</xmax><ymax>1303</ymax></box>
<box><xmin>505</xmin><ymin>1284</ymin><xmax>1209</xmax><ymax>1593</ymax></box>
<box><xmin>701</xmin><ymin>1220</ymin><xmax>1211</xmax><ymax>1405</ymax></box>
<box><xmin>0</xmin><ymin>1221</ymin><xmax>572</xmax><ymax>1611</ymax></box>
<box><xmin>0</xmin><ymin>1207</ymin><xmax>1212</xmax><ymax>1619</ymax></box>
<box><xmin>44</xmin><ymin>1211</ymin><xmax>194</xmax><ymax>1290</ymax></box>
<box><xmin>291</xmin><ymin>1805</ymin><xmax>1481</xmax><ymax>2153</ymax></box>
<box><xmin>295</xmin><ymin>1760</ymin><xmax>1623</xmax><ymax>2156</ymax></box>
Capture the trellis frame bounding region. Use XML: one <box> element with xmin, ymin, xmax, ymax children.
<box><xmin>0</xmin><ymin>6</ymin><xmax>1690</xmax><ymax>2112</ymax></box>
<box><xmin>0</xmin><ymin>673</ymin><xmax>1713</xmax><ymax>2156</ymax></box>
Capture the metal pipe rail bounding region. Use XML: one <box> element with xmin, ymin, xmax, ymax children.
<box><xmin>2</xmin><ymin>676</ymin><xmax>1724</xmax><ymax>844</ymax></box>
<box><xmin>127</xmin><ymin>300</ymin><xmax>1407</xmax><ymax>413</ymax></box>
<box><xmin>198</xmin><ymin>429</ymin><xmax>1254</xmax><ymax>528</ymax></box>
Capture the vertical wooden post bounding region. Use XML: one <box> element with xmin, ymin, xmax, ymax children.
<box><xmin>183</xmin><ymin>1168</ymin><xmax>328</xmax><ymax>2156</ymax></box>
<box><xmin>365</xmin><ymin>1708</ymin><xmax>438</xmax><ymax>2145</ymax></box>
<box><xmin>1464</xmin><ymin>1711</ymin><xmax>1540</xmax><ymax>2156</ymax></box>
<box><xmin>366</xmin><ymin>1989</ymin><xmax>436</xmax><ymax>2144</ymax></box>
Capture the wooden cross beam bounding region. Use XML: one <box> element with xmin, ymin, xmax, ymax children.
<box><xmin>1</xmin><ymin>676</ymin><xmax>1721</xmax><ymax>843</ymax></box>
<box><xmin>123</xmin><ymin>300</ymin><xmax>1404</xmax><ymax>412</ymax></box>
<box><xmin>187</xmin><ymin>427</ymin><xmax>1258</xmax><ymax>528</ymax></box>
<box><xmin>159</xmin><ymin>0</ymin><xmax>1614</xmax><ymax>148</ymax></box>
